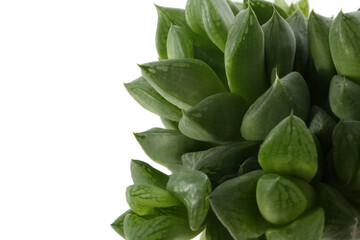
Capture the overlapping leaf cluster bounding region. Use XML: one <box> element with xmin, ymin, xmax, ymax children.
<box><xmin>113</xmin><ymin>0</ymin><xmax>360</xmax><ymax>239</ymax></box>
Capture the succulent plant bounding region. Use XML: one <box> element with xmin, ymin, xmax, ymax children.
<box><xmin>113</xmin><ymin>0</ymin><xmax>360</xmax><ymax>239</ymax></box>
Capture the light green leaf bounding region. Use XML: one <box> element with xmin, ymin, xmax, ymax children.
<box><xmin>182</xmin><ymin>141</ymin><xmax>259</xmax><ymax>186</ymax></box>
<box><xmin>246</xmin><ymin>0</ymin><xmax>288</xmax><ymax>25</ymax></box>
<box><xmin>134</xmin><ymin>128</ymin><xmax>211</xmax><ymax>171</ymax></box>
<box><xmin>274</xmin><ymin>0</ymin><xmax>289</xmax><ymax>13</ymax></box>
<box><xmin>289</xmin><ymin>0</ymin><xmax>309</xmax><ymax>18</ymax></box>
<box><xmin>256</xmin><ymin>174</ymin><xmax>308</xmax><ymax>225</ymax></box>
<box><xmin>111</xmin><ymin>209</ymin><xmax>133</xmax><ymax>238</ymax></box>
<box><xmin>286</xmin><ymin>8</ymin><xmax>309</xmax><ymax>75</ymax></box>
<box><xmin>124</xmin><ymin>212</ymin><xmax>200</xmax><ymax>240</ymax></box>
<box><xmin>258</xmin><ymin>113</ymin><xmax>318</xmax><ymax>182</ymax></box>
<box><xmin>124</xmin><ymin>76</ymin><xmax>182</xmax><ymax>122</ymax></box>
<box><xmin>155</xmin><ymin>5</ymin><xmax>187</xmax><ymax>60</ymax></box>
<box><xmin>185</xmin><ymin>0</ymin><xmax>207</xmax><ymax>37</ymax></box>
<box><xmin>315</xmin><ymin>182</ymin><xmax>358</xmax><ymax>240</ymax></box>
<box><xmin>179</xmin><ymin>93</ymin><xmax>249</xmax><ymax>144</ymax></box>
<box><xmin>167</xmin><ymin>170</ymin><xmax>211</xmax><ymax>231</ymax></box>
<box><xmin>209</xmin><ymin>170</ymin><xmax>268</xmax><ymax>240</ymax></box>
<box><xmin>329</xmin><ymin>75</ymin><xmax>360</xmax><ymax>121</ymax></box>
<box><xmin>225</xmin><ymin>7</ymin><xmax>269</xmax><ymax>104</ymax></box>
<box><xmin>139</xmin><ymin>58</ymin><xmax>227</xmax><ymax>110</ymax></box>
<box><xmin>332</xmin><ymin>121</ymin><xmax>360</xmax><ymax>190</ymax></box>
<box><xmin>262</xmin><ymin>9</ymin><xmax>296</xmax><ymax>83</ymax></box>
<box><xmin>202</xmin><ymin>0</ymin><xmax>235</xmax><ymax>51</ymax></box>
<box><xmin>167</xmin><ymin>25</ymin><xmax>195</xmax><ymax>59</ymax></box>
<box><xmin>126</xmin><ymin>184</ymin><xmax>180</xmax><ymax>216</ymax></box>
<box><xmin>265</xmin><ymin>207</ymin><xmax>324</xmax><ymax>240</ymax></box>
<box><xmin>226</xmin><ymin>0</ymin><xmax>241</xmax><ymax>15</ymax></box>
<box><xmin>330</xmin><ymin>11</ymin><xmax>360</xmax><ymax>84</ymax></box>
<box><xmin>241</xmin><ymin>72</ymin><xmax>310</xmax><ymax>141</ymax></box>
<box><xmin>130</xmin><ymin>160</ymin><xmax>169</xmax><ymax>189</ymax></box>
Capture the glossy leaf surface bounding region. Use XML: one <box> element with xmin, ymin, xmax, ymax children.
<box><xmin>130</xmin><ymin>160</ymin><xmax>169</xmax><ymax>189</ymax></box>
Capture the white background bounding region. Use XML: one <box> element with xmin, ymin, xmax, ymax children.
<box><xmin>0</xmin><ymin>0</ymin><xmax>358</xmax><ymax>239</ymax></box>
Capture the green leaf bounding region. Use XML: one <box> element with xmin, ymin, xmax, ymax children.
<box><xmin>166</xmin><ymin>25</ymin><xmax>195</xmax><ymax>59</ymax></box>
<box><xmin>178</xmin><ymin>93</ymin><xmax>249</xmax><ymax>143</ymax></box>
<box><xmin>124</xmin><ymin>77</ymin><xmax>182</xmax><ymax>122</ymax></box>
<box><xmin>274</xmin><ymin>0</ymin><xmax>289</xmax><ymax>14</ymax></box>
<box><xmin>166</xmin><ymin>170</ymin><xmax>211</xmax><ymax>231</ymax></box>
<box><xmin>111</xmin><ymin>209</ymin><xmax>133</xmax><ymax>238</ymax></box>
<box><xmin>289</xmin><ymin>0</ymin><xmax>309</xmax><ymax>18</ymax></box>
<box><xmin>126</xmin><ymin>184</ymin><xmax>180</xmax><ymax>216</ymax></box>
<box><xmin>139</xmin><ymin>59</ymin><xmax>227</xmax><ymax>110</ymax></box>
<box><xmin>134</xmin><ymin>128</ymin><xmax>211</xmax><ymax>171</ymax></box>
<box><xmin>205</xmin><ymin>211</ymin><xmax>234</xmax><ymax>240</ymax></box>
<box><xmin>226</xmin><ymin>0</ymin><xmax>241</xmax><ymax>15</ymax></box>
<box><xmin>332</xmin><ymin>121</ymin><xmax>360</xmax><ymax>190</ymax></box>
<box><xmin>247</xmin><ymin>0</ymin><xmax>288</xmax><ymax>25</ymax></box>
<box><xmin>155</xmin><ymin>5</ymin><xmax>187</xmax><ymax>60</ymax></box>
<box><xmin>308</xmin><ymin>105</ymin><xmax>336</xmax><ymax>152</ymax></box>
<box><xmin>185</xmin><ymin>0</ymin><xmax>207</xmax><ymax>37</ymax></box>
<box><xmin>315</xmin><ymin>182</ymin><xmax>358</xmax><ymax>240</ymax></box>
<box><xmin>265</xmin><ymin>207</ymin><xmax>324</xmax><ymax>240</ymax></box>
<box><xmin>160</xmin><ymin>117</ymin><xmax>179</xmax><ymax>130</ymax></box>
<box><xmin>308</xmin><ymin>11</ymin><xmax>336</xmax><ymax>100</ymax></box>
<box><xmin>258</xmin><ymin>113</ymin><xmax>318</xmax><ymax>182</ymax></box>
<box><xmin>238</xmin><ymin>156</ymin><xmax>260</xmax><ymax>176</ymax></box>
<box><xmin>262</xmin><ymin>9</ymin><xmax>296</xmax><ymax>83</ymax></box>
<box><xmin>202</xmin><ymin>0</ymin><xmax>235</xmax><ymax>52</ymax></box>
<box><xmin>130</xmin><ymin>160</ymin><xmax>169</xmax><ymax>189</ymax></box>
<box><xmin>209</xmin><ymin>170</ymin><xmax>268</xmax><ymax>240</ymax></box>
<box><xmin>225</xmin><ymin>7</ymin><xmax>269</xmax><ymax>105</ymax></box>
<box><xmin>124</xmin><ymin>212</ymin><xmax>200</xmax><ymax>240</ymax></box>
<box><xmin>241</xmin><ymin>72</ymin><xmax>310</xmax><ymax>141</ymax></box>
<box><xmin>286</xmin><ymin>8</ymin><xmax>309</xmax><ymax>75</ymax></box>
<box><xmin>330</xmin><ymin>11</ymin><xmax>360</xmax><ymax>84</ymax></box>
<box><xmin>182</xmin><ymin>141</ymin><xmax>260</xmax><ymax>185</ymax></box>
<box><xmin>256</xmin><ymin>174</ymin><xmax>308</xmax><ymax>225</ymax></box>
<box><xmin>329</xmin><ymin>75</ymin><xmax>360</xmax><ymax>121</ymax></box>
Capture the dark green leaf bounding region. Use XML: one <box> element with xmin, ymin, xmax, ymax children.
<box><xmin>179</xmin><ymin>93</ymin><xmax>249</xmax><ymax>144</ymax></box>
<box><xmin>124</xmin><ymin>77</ymin><xmax>182</xmax><ymax>122</ymax></box>
<box><xmin>330</xmin><ymin>11</ymin><xmax>360</xmax><ymax>84</ymax></box>
<box><xmin>182</xmin><ymin>141</ymin><xmax>260</xmax><ymax>185</ymax></box>
<box><xmin>225</xmin><ymin>7</ymin><xmax>269</xmax><ymax>104</ymax></box>
<box><xmin>209</xmin><ymin>170</ymin><xmax>268</xmax><ymax>240</ymax></box>
<box><xmin>247</xmin><ymin>0</ymin><xmax>288</xmax><ymax>25</ymax></box>
<box><xmin>139</xmin><ymin>59</ymin><xmax>227</xmax><ymax>110</ymax></box>
<box><xmin>134</xmin><ymin>128</ymin><xmax>211</xmax><ymax>171</ymax></box>
<box><xmin>130</xmin><ymin>160</ymin><xmax>169</xmax><ymax>189</ymax></box>
<box><xmin>262</xmin><ymin>9</ymin><xmax>296</xmax><ymax>83</ymax></box>
<box><xmin>166</xmin><ymin>25</ymin><xmax>195</xmax><ymax>59</ymax></box>
<box><xmin>205</xmin><ymin>210</ymin><xmax>234</xmax><ymax>240</ymax></box>
<box><xmin>185</xmin><ymin>0</ymin><xmax>207</xmax><ymax>37</ymax></box>
<box><xmin>241</xmin><ymin>72</ymin><xmax>310</xmax><ymax>140</ymax></box>
<box><xmin>237</xmin><ymin>156</ymin><xmax>260</xmax><ymax>176</ymax></box>
<box><xmin>258</xmin><ymin>113</ymin><xmax>318</xmax><ymax>182</ymax></box>
<box><xmin>315</xmin><ymin>182</ymin><xmax>358</xmax><ymax>240</ymax></box>
<box><xmin>274</xmin><ymin>0</ymin><xmax>290</xmax><ymax>14</ymax></box>
<box><xmin>265</xmin><ymin>207</ymin><xmax>324</xmax><ymax>240</ymax></box>
<box><xmin>329</xmin><ymin>75</ymin><xmax>360</xmax><ymax>121</ymax></box>
<box><xmin>167</xmin><ymin>170</ymin><xmax>211</xmax><ymax>231</ymax></box>
<box><xmin>160</xmin><ymin>117</ymin><xmax>179</xmax><ymax>130</ymax></box>
<box><xmin>111</xmin><ymin>210</ymin><xmax>133</xmax><ymax>238</ymax></box>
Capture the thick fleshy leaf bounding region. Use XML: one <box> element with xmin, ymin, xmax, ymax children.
<box><xmin>330</xmin><ymin>11</ymin><xmax>360</xmax><ymax>84</ymax></box>
<box><xmin>286</xmin><ymin>8</ymin><xmax>309</xmax><ymax>75</ymax></box>
<box><xmin>329</xmin><ymin>75</ymin><xmax>360</xmax><ymax>121</ymax></box>
<box><xmin>209</xmin><ymin>170</ymin><xmax>268</xmax><ymax>240</ymax></box>
<box><xmin>166</xmin><ymin>170</ymin><xmax>211</xmax><ymax>231</ymax></box>
<box><xmin>134</xmin><ymin>128</ymin><xmax>211</xmax><ymax>171</ymax></box>
<box><xmin>246</xmin><ymin>0</ymin><xmax>288</xmax><ymax>25</ymax></box>
<box><xmin>124</xmin><ymin>77</ymin><xmax>182</xmax><ymax>122</ymax></box>
<box><xmin>315</xmin><ymin>183</ymin><xmax>358</xmax><ymax>240</ymax></box>
<box><xmin>111</xmin><ymin>210</ymin><xmax>133</xmax><ymax>238</ymax></box>
<box><xmin>202</xmin><ymin>0</ymin><xmax>235</xmax><ymax>52</ymax></box>
<box><xmin>332</xmin><ymin>121</ymin><xmax>360</xmax><ymax>190</ymax></box>
<box><xmin>262</xmin><ymin>10</ymin><xmax>296</xmax><ymax>83</ymax></box>
<box><xmin>241</xmin><ymin>72</ymin><xmax>310</xmax><ymax>141</ymax></box>
<box><xmin>167</xmin><ymin>25</ymin><xmax>195</xmax><ymax>59</ymax></box>
<box><xmin>256</xmin><ymin>174</ymin><xmax>307</xmax><ymax>225</ymax></box>
<box><xmin>160</xmin><ymin>117</ymin><xmax>179</xmax><ymax>130</ymax></box>
<box><xmin>139</xmin><ymin>59</ymin><xmax>227</xmax><ymax>110</ymax></box>
<box><xmin>226</xmin><ymin>0</ymin><xmax>241</xmax><ymax>15</ymax></box>
<box><xmin>178</xmin><ymin>93</ymin><xmax>249</xmax><ymax>143</ymax></box>
<box><xmin>289</xmin><ymin>0</ymin><xmax>309</xmax><ymax>18</ymax></box>
<box><xmin>274</xmin><ymin>0</ymin><xmax>289</xmax><ymax>14</ymax></box>
<box><xmin>124</xmin><ymin>212</ymin><xmax>200</xmax><ymax>240</ymax></box>
<box><xmin>182</xmin><ymin>141</ymin><xmax>260</xmax><ymax>185</ymax></box>
<box><xmin>309</xmin><ymin>105</ymin><xmax>336</xmax><ymax>152</ymax></box>
<box><xmin>126</xmin><ymin>184</ymin><xmax>180</xmax><ymax>216</ymax></box>
<box><xmin>308</xmin><ymin>11</ymin><xmax>336</xmax><ymax>99</ymax></box>
<box><xmin>265</xmin><ymin>207</ymin><xmax>324</xmax><ymax>240</ymax></box>
<box><xmin>237</xmin><ymin>156</ymin><xmax>260</xmax><ymax>176</ymax></box>
<box><xmin>185</xmin><ymin>0</ymin><xmax>207</xmax><ymax>37</ymax></box>
<box><xmin>225</xmin><ymin>7</ymin><xmax>269</xmax><ymax>104</ymax></box>
<box><xmin>258</xmin><ymin>114</ymin><xmax>318</xmax><ymax>182</ymax></box>
<box><xmin>130</xmin><ymin>160</ymin><xmax>169</xmax><ymax>189</ymax></box>
<box><xmin>205</xmin><ymin>211</ymin><xmax>234</xmax><ymax>240</ymax></box>
<box><xmin>155</xmin><ymin>5</ymin><xmax>187</xmax><ymax>60</ymax></box>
